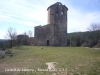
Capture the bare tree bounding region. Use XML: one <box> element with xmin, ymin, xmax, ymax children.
<box><xmin>27</xmin><ymin>30</ymin><xmax>33</xmax><ymax>45</ymax></box>
<box><xmin>5</xmin><ymin>27</ymin><xmax>17</xmax><ymax>48</ymax></box>
<box><xmin>23</xmin><ymin>32</ymin><xmax>27</xmax><ymax>35</ymax></box>
<box><xmin>28</xmin><ymin>30</ymin><xmax>33</xmax><ymax>38</ymax></box>
<box><xmin>87</xmin><ymin>23</ymin><xmax>100</xmax><ymax>47</ymax></box>
<box><xmin>23</xmin><ymin>30</ymin><xmax>33</xmax><ymax>38</ymax></box>
<box><xmin>88</xmin><ymin>23</ymin><xmax>100</xmax><ymax>31</ymax></box>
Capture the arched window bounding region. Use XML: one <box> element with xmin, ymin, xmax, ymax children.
<box><xmin>58</xmin><ymin>7</ymin><xmax>64</xmax><ymax>15</ymax></box>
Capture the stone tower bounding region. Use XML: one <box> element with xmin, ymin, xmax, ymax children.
<box><xmin>34</xmin><ymin>2</ymin><xmax>68</xmax><ymax>46</ymax></box>
<box><xmin>47</xmin><ymin>2</ymin><xmax>68</xmax><ymax>46</ymax></box>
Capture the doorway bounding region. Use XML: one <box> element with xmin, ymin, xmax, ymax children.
<box><xmin>47</xmin><ymin>40</ymin><xmax>49</xmax><ymax>46</ymax></box>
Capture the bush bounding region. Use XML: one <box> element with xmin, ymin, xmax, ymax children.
<box><xmin>5</xmin><ymin>50</ymin><xmax>13</xmax><ymax>57</ymax></box>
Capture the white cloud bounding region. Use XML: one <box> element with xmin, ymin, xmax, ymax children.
<box><xmin>18</xmin><ymin>21</ymin><xmax>38</xmax><ymax>26</ymax></box>
<box><xmin>0</xmin><ymin>13</ymin><xmax>18</xmax><ymax>22</ymax></box>
<box><xmin>0</xmin><ymin>31</ymin><xmax>6</xmax><ymax>39</ymax></box>
<box><xmin>0</xmin><ymin>0</ymin><xmax>54</xmax><ymax>26</ymax></box>
<box><xmin>68</xmin><ymin>6</ymin><xmax>100</xmax><ymax>32</ymax></box>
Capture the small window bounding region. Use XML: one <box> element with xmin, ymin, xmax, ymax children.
<box><xmin>61</xmin><ymin>12</ymin><xmax>63</xmax><ymax>14</ymax></box>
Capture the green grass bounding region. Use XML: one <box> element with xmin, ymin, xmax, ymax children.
<box><xmin>0</xmin><ymin>46</ymin><xmax>100</xmax><ymax>75</ymax></box>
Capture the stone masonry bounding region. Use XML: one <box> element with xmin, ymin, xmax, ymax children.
<box><xmin>34</xmin><ymin>2</ymin><xmax>68</xmax><ymax>46</ymax></box>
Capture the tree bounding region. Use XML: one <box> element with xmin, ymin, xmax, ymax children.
<box><xmin>88</xmin><ymin>23</ymin><xmax>100</xmax><ymax>31</ymax></box>
<box><xmin>27</xmin><ymin>30</ymin><xmax>33</xmax><ymax>45</ymax></box>
<box><xmin>5</xmin><ymin>27</ymin><xmax>17</xmax><ymax>48</ymax></box>
<box><xmin>23</xmin><ymin>30</ymin><xmax>33</xmax><ymax>38</ymax></box>
<box><xmin>88</xmin><ymin>23</ymin><xmax>100</xmax><ymax>47</ymax></box>
<box><xmin>23</xmin><ymin>32</ymin><xmax>27</xmax><ymax>35</ymax></box>
<box><xmin>28</xmin><ymin>30</ymin><xmax>33</xmax><ymax>38</ymax></box>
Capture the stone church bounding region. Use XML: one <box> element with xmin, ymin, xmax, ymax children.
<box><xmin>34</xmin><ymin>2</ymin><xmax>68</xmax><ymax>46</ymax></box>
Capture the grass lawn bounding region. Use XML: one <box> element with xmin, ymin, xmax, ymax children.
<box><xmin>0</xmin><ymin>46</ymin><xmax>100</xmax><ymax>75</ymax></box>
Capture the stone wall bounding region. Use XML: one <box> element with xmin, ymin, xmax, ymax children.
<box><xmin>34</xmin><ymin>24</ymin><xmax>54</xmax><ymax>46</ymax></box>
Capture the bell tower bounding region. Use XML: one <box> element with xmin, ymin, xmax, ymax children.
<box><xmin>47</xmin><ymin>2</ymin><xmax>68</xmax><ymax>46</ymax></box>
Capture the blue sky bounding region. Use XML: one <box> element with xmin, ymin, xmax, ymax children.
<box><xmin>0</xmin><ymin>0</ymin><xmax>100</xmax><ymax>39</ymax></box>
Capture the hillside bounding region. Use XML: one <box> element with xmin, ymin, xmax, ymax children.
<box><xmin>67</xmin><ymin>31</ymin><xmax>100</xmax><ymax>47</ymax></box>
<box><xmin>0</xmin><ymin>39</ymin><xmax>6</xmax><ymax>43</ymax></box>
